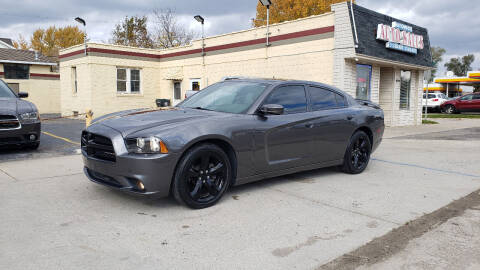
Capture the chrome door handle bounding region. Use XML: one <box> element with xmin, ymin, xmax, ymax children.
<box><xmin>347</xmin><ymin>116</ymin><xmax>354</xmax><ymax>120</ymax></box>
<box><xmin>305</xmin><ymin>123</ymin><xmax>314</xmax><ymax>128</ymax></box>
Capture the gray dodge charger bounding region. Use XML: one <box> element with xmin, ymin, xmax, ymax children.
<box><xmin>82</xmin><ymin>78</ymin><xmax>384</xmax><ymax>208</ymax></box>
<box><xmin>0</xmin><ymin>79</ymin><xmax>41</xmax><ymax>149</ymax></box>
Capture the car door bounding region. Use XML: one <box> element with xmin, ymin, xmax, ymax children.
<box><xmin>253</xmin><ymin>85</ymin><xmax>315</xmax><ymax>173</ymax></box>
<box><xmin>457</xmin><ymin>95</ymin><xmax>474</xmax><ymax>112</ymax></box>
<box><xmin>306</xmin><ymin>86</ymin><xmax>356</xmax><ymax>163</ymax></box>
<box><xmin>472</xmin><ymin>94</ymin><xmax>480</xmax><ymax>112</ymax></box>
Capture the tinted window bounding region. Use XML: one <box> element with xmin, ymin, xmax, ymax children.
<box><xmin>307</xmin><ymin>86</ymin><xmax>342</xmax><ymax>110</ymax></box>
<box><xmin>4</xmin><ymin>64</ymin><xmax>29</xmax><ymax>79</ymax></box>
<box><xmin>473</xmin><ymin>94</ymin><xmax>480</xmax><ymax>100</ymax></box>
<box><xmin>264</xmin><ymin>85</ymin><xmax>307</xmax><ymax>114</ymax></box>
<box><xmin>336</xmin><ymin>93</ymin><xmax>346</xmax><ymax>107</ymax></box>
<box><xmin>461</xmin><ymin>95</ymin><xmax>473</xmax><ymax>101</ymax></box>
<box><xmin>0</xmin><ymin>80</ymin><xmax>16</xmax><ymax>98</ymax></box>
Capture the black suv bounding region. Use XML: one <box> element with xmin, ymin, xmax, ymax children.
<box><xmin>0</xmin><ymin>79</ymin><xmax>41</xmax><ymax>149</ymax></box>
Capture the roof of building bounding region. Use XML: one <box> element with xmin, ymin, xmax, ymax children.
<box><xmin>350</xmin><ymin>3</ymin><xmax>433</xmax><ymax>68</ymax></box>
<box><xmin>0</xmin><ymin>48</ymin><xmax>56</xmax><ymax>66</ymax></box>
<box><xmin>0</xmin><ymin>38</ymin><xmax>14</xmax><ymax>47</ymax></box>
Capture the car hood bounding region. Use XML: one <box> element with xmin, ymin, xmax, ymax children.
<box><xmin>0</xmin><ymin>97</ymin><xmax>34</xmax><ymax>115</ymax></box>
<box><xmin>95</xmin><ymin>108</ymin><xmax>226</xmax><ymax>137</ymax></box>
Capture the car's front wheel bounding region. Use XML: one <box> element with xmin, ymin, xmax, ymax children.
<box><xmin>341</xmin><ymin>131</ymin><xmax>371</xmax><ymax>174</ymax></box>
<box><xmin>172</xmin><ymin>143</ymin><xmax>231</xmax><ymax>209</ymax></box>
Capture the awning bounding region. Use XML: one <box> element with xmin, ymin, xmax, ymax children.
<box><xmin>434</xmin><ymin>71</ymin><xmax>480</xmax><ymax>85</ymax></box>
<box><xmin>162</xmin><ymin>67</ymin><xmax>183</xmax><ymax>80</ymax></box>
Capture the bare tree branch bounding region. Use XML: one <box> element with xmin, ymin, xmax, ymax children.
<box><xmin>152</xmin><ymin>8</ymin><xmax>196</xmax><ymax>49</ymax></box>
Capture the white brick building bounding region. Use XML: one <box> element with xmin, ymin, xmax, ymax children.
<box><xmin>59</xmin><ymin>2</ymin><xmax>432</xmax><ymax>126</ymax></box>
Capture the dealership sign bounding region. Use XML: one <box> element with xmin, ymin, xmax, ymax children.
<box><xmin>376</xmin><ymin>22</ymin><xmax>424</xmax><ymax>54</ymax></box>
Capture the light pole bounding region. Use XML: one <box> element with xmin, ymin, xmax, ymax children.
<box><xmin>259</xmin><ymin>0</ymin><xmax>272</xmax><ymax>46</ymax></box>
<box><xmin>194</xmin><ymin>15</ymin><xmax>205</xmax><ymax>56</ymax></box>
<box><xmin>75</xmin><ymin>17</ymin><xmax>87</xmax><ymax>56</ymax></box>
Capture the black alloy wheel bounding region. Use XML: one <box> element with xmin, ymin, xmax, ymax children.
<box><xmin>341</xmin><ymin>131</ymin><xmax>371</xmax><ymax>174</ymax></box>
<box><xmin>172</xmin><ymin>144</ymin><xmax>231</xmax><ymax>209</ymax></box>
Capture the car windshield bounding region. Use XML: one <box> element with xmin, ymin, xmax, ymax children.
<box><xmin>179</xmin><ymin>81</ymin><xmax>269</xmax><ymax>114</ymax></box>
<box><xmin>0</xmin><ymin>80</ymin><xmax>16</xmax><ymax>98</ymax></box>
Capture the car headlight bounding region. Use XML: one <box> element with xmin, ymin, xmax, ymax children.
<box><xmin>126</xmin><ymin>136</ymin><xmax>168</xmax><ymax>154</ymax></box>
<box><xmin>20</xmin><ymin>111</ymin><xmax>39</xmax><ymax>123</ymax></box>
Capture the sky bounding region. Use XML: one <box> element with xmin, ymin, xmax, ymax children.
<box><xmin>0</xmin><ymin>0</ymin><xmax>478</xmax><ymax>75</ymax></box>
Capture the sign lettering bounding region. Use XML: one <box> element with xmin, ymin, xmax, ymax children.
<box><xmin>376</xmin><ymin>22</ymin><xmax>424</xmax><ymax>54</ymax></box>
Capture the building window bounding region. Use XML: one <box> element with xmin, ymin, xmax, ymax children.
<box><xmin>173</xmin><ymin>81</ymin><xmax>181</xmax><ymax>100</ymax></box>
<box><xmin>356</xmin><ymin>64</ymin><xmax>372</xmax><ymax>100</ymax></box>
<box><xmin>117</xmin><ymin>68</ymin><xmax>141</xmax><ymax>94</ymax></box>
<box><xmin>50</xmin><ymin>65</ymin><xmax>59</xmax><ymax>73</ymax></box>
<box><xmin>72</xmin><ymin>67</ymin><xmax>77</xmax><ymax>94</ymax></box>
<box><xmin>399</xmin><ymin>70</ymin><xmax>411</xmax><ymax>110</ymax></box>
<box><xmin>190</xmin><ymin>79</ymin><xmax>200</xmax><ymax>91</ymax></box>
<box><xmin>4</xmin><ymin>64</ymin><xmax>29</xmax><ymax>79</ymax></box>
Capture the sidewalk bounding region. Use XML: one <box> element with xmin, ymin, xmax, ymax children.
<box><xmin>383</xmin><ymin>118</ymin><xmax>480</xmax><ymax>139</ymax></box>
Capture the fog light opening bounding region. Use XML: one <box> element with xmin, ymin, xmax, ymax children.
<box><xmin>137</xmin><ymin>181</ymin><xmax>145</xmax><ymax>191</ymax></box>
<box><xmin>29</xmin><ymin>134</ymin><xmax>37</xmax><ymax>141</ymax></box>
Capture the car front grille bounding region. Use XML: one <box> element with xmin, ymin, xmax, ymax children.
<box><xmin>0</xmin><ymin>115</ymin><xmax>20</xmax><ymax>130</ymax></box>
<box><xmin>81</xmin><ymin>131</ymin><xmax>116</xmax><ymax>162</ymax></box>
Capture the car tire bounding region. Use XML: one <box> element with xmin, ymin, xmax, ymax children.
<box><xmin>172</xmin><ymin>143</ymin><xmax>232</xmax><ymax>209</ymax></box>
<box><xmin>341</xmin><ymin>131</ymin><xmax>372</xmax><ymax>174</ymax></box>
<box><xmin>445</xmin><ymin>105</ymin><xmax>457</xmax><ymax>114</ymax></box>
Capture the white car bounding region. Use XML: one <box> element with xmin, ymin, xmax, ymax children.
<box><xmin>422</xmin><ymin>92</ymin><xmax>448</xmax><ymax>112</ymax></box>
<box><xmin>184</xmin><ymin>90</ymin><xmax>198</xmax><ymax>99</ymax></box>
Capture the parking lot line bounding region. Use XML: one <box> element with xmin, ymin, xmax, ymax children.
<box><xmin>42</xmin><ymin>131</ymin><xmax>81</xmax><ymax>146</ymax></box>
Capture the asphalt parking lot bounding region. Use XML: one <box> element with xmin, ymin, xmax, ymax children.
<box><xmin>0</xmin><ymin>119</ymin><xmax>479</xmax><ymax>269</ymax></box>
<box><xmin>0</xmin><ymin>116</ymin><xmax>84</xmax><ymax>161</ymax></box>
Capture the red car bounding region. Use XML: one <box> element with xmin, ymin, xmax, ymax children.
<box><xmin>441</xmin><ymin>93</ymin><xmax>480</xmax><ymax>114</ymax></box>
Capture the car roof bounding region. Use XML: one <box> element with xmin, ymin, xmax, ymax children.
<box><xmin>223</xmin><ymin>78</ymin><xmax>342</xmax><ymax>91</ymax></box>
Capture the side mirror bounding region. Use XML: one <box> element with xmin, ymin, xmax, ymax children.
<box><xmin>18</xmin><ymin>92</ymin><xmax>28</xmax><ymax>98</ymax></box>
<box><xmin>259</xmin><ymin>104</ymin><xmax>284</xmax><ymax>115</ymax></box>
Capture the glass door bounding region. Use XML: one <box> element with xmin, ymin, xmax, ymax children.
<box><xmin>173</xmin><ymin>81</ymin><xmax>182</xmax><ymax>106</ymax></box>
<box><xmin>356</xmin><ymin>64</ymin><xmax>372</xmax><ymax>100</ymax></box>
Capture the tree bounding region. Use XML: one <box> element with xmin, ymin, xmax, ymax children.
<box><xmin>254</xmin><ymin>0</ymin><xmax>353</xmax><ymax>27</ymax></box>
<box><xmin>152</xmin><ymin>8</ymin><xmax>195</xmax><ymax>49</ymax></box>
<box><xmin>430</xmin><ymin>46</ymin><xmax>446</xmax><ymax>82</ymax></box>
<box><xmin>28</xmin><ymin>26</ymin><xmax>85</xmax><ymax>57</ymax></box>
<box><xmin>12</xmin><ymin>34</ymin><xmax>30</xmax><ymax>50</ymax></box>
<box><xmin>111</xmin><ymin>16</ymin><xmax>154</xmax><ymax>48</ymax></box>
<box><xmin>444</xmin><ymin>54</ymin><xmax>475</xmax><ymax>77</ymax></box>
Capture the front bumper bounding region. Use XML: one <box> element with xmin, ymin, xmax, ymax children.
<box><xmin>0</xmin><ymin>121</ymin><xmax>41</xmax><ymax>146</ymax></box>
<box><xmin>82</xmin><ymin>124</ymin><xmax>179</xmax><ymax>198</ymax></box>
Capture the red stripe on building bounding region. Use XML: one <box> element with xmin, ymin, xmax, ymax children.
<box><xmin>0</xmin><ymin>72</ymin><xmax>4</xmax><ymax>75</ymax></box>
<box><xmin>88</xmin><ymin>48</ymin><xmax>161</xmax><ymax>59</ymax></box>
<box><xmin>59</xmin><ymin>49</ymin><xmax>85</xmax><ymax>59</ymax></box>
<box><xmin>59</xmin><ymin>26</ymin><xmax>335</xmax><ymax>60</ymax></box>
<box><xmin>30</xmin><ymin>73</ymin><xmax>60</xmax><ymax>79</ymax></box>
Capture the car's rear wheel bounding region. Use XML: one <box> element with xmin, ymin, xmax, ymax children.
<box><xmin>444</xmin><ymin>105</ymin><xmax>457</xmax><ymax>114</ymax></box>
<box><xmin>341</xmin><ymin>131</ymin><xmax>371</xmax><ymax>174</ymax></box>
<box><xmin>172</xmin><ymin>143</ymin><xmax>231</xmax><ymax>209</ymax></box>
